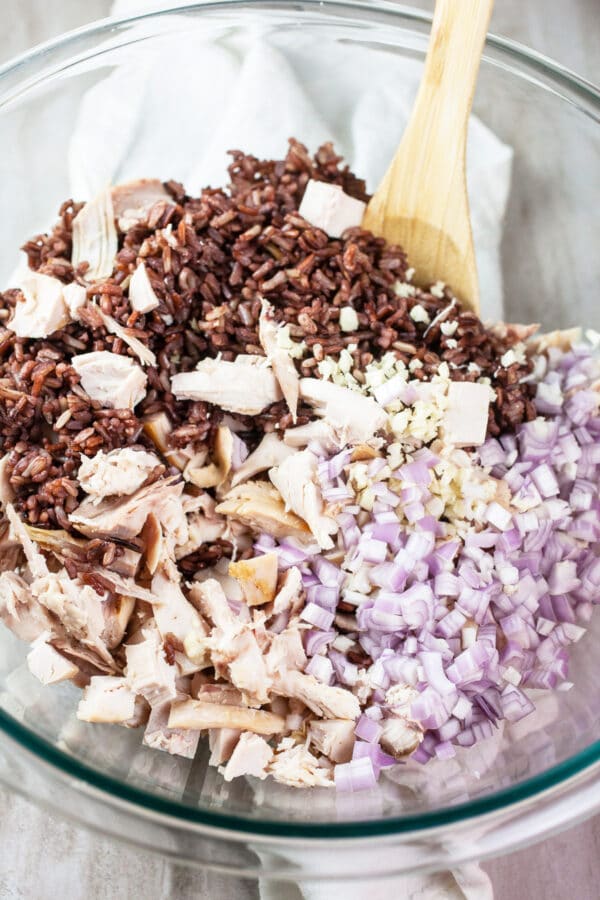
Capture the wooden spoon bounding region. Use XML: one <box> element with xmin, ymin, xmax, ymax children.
<box><xmin>362</xmin><ymin>0</ymin><xmax>495</xmax><ymax>313</ymax></box>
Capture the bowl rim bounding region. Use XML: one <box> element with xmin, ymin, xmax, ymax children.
<box><xmin>1</xmin><ymin>0</ymin><xmax>599</xmax><ymax>841</ymax></box>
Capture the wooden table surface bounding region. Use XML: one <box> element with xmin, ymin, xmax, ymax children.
<box><xmin>1</xmin><ymin>2</ymin><xmax>599</xmax><ymax>898</ymax></box>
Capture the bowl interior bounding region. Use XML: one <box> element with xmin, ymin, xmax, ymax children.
<box><xmin>0</xmin><ymin>1</ymin><xmax>599</xmax><ymax>836</ymax></box>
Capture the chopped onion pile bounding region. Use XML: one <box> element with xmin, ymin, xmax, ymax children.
<box><xmin>256</xmin><ymin>343</ymin><xmax>600</xmax><ymax>789</ymax></box>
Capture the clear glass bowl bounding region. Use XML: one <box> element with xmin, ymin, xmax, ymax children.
<box><xmin>0</xmin><ymin>1</ymin><xmax>599</xmax><ymax>880</ymax></box>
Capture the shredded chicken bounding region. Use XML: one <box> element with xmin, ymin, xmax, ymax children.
<box><xmin>270</xmin><ymin>449</ymin><xmax>338</xmax><ymax>550</ymax></box>
<box><xmin>72</xmin><ymin>188</ymin><xmax>118</xmax><ymax>282</ymax></box>
<box><xmin>126</xmin><ymin>622</ymin><xmax>177</xmax><ymax>705</ymax></box>
<box><xmin>168</xmin><ymin>699</ymin><xmax>285</xmax><ymax>734</ymax></box>
<box><xmin>171</xmin><ymin>356</ymin><xmax>282</xmax><ymax>415</ymax></box>
<box><xmin>7</xmin><ymin>272</ymin><xmax>70</xmax><ymax>339</ymax></box>
<box><xmin>259</xmin><ymin>299</ymin><xmax>300</xmax><ymax>421</ymax></box>
<box><xmin>71</xmin><ymin>350</ymin><xmax>147</xmax><ymax>410</ymax></box>
<box><xmin>77</xmin><ymin>675</ymin><xmax>143</xmax><ymax>725</ymax></box>
<box><xmin>0</xmin><ymin>455</ymin><xmax>14</xmax><ymax>509</ymax></box>
<box><xmin>78</xmin><ymin>448</ymin><xmax>162</xmax><ymax>501</ymax></box>
<box><xmin>299</xmin><ymin>378</ymin><xmax>387</xmax><ymax>444</ymax></box>
<box><xmin>216</xmin><ymin>481</ymin><xmax>311</xmax><ymax>542</ymax></box>
<box><xmin>272</xmin><ymin>566</ymin><xmax>304</xmax><ymax>615</ymax></box>
<box><xmin>142</xmin><ymin>411</ymin><xmax>188</xmax><ymax>470</ymax></box>
<box><xmin>268</xmin><ymin>740</ymin><xmax>333</xmax><ymax>788</ymax></box>
<box><xmin>0</xmin><ymin>571</ymin><xmax>54</xmax><ymax>642</ymax></box>
<box><xmin>229</xmin><ymin>553</ymin><xmax>278</xmax><ymax>607</ymax></box>
<box><xmin>283</xmin><ymin>419</ymin><xmax>342</xmax><ymax>452</ymax></box>
<box><xmin>112</xmin><ymin>178</ymin><xmax>170</xmax><ymax>230</ymax></box>
<box><xmin>151</xmin><ymin>565</ymin><xmax>208</xmax><ymax>648</ymax></box>
<box><xmin>27</xmin><ymin>636</ymin><xmax>79</xmax><ymax>685</ymax></box>
<box><xmin>184</xmin><ymin>425</ymin><xmax>233</xmax><ymax>490</ymax></box>
<box><xmin>221</xmin><ymin>732</ymin><xmax>273</xmax><ymax>781</ymax></box>
<box><xmin>380</xmin><ymin>716</ymin><xmax>423</xmax><ymax>758</ymax></box>
<box><xmin>208</xmin><ymin>728</ymin><xmax>241</xmax><ymax>766</ymax></box>
<box><xmin>143</xmin><ymin>699</ymin><xmax>200</xmax><ymax>759</ymax></box>
<box><xmin>70</xmin><ymin>476</ymin><xmax>184</xmax><ymax>542</ymax></box>
<box><xmin>128</xmin><ymin>261</ymin><xmax>160</xmax><ymax>314</ymax></box>
<box><xmin>274</xmin><ymin>670</ymin><xmax>360</xmax><ymax>720</ymax></box>
<box><xmin>231</xmin><ymin>433</ymin><xmax>294</xmax><ymax>487</ymax></box>
<box><xmin>308</xmin><ymin>719</ymin><xmax>355</xmax><ymax>763</ymax></box>
<box><xmin>97</xmin><ymin>308</ymin><xmax>157</xmax><ymax>367</ymax></box>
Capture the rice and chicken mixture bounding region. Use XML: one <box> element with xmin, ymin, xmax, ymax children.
<box><xmin>0</xmin><ymin>141</ymin><xmax>599</xmax><ymax>790</ymax></box>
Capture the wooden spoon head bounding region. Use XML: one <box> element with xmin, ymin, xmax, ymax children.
<box><xmin>363</xmin><ymin>204</ymin><xmax>479</xmax><ymax>312</ymax></box>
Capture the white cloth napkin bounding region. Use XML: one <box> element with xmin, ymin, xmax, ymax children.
<box><xmin>67</xmin><ymin>2</ymin><xmax>510</xmax><ymax>895</ymax></box>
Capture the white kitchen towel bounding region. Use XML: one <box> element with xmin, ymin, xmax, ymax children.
<box><xmin>67</xmin><ymin>2</ymin><xmax>506</xmax><ymax>896</ymax></box>
<box><xmin>68</xmin><ymin>0</ymin><xmax>513</xmax><ymax>322</ymax></box>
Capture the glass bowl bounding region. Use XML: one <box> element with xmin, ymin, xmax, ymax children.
<box><xmin>0</xmin><ymin>1</ymin><xmax>599</xmax><ymax>880</ymax></box>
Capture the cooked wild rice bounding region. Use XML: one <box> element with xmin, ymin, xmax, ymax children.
<box><xmin>0</xmin><ymin>139</ymin><xmax>534</xmax><ymax>539</ymax></box>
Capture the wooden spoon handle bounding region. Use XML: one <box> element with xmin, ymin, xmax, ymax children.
<box><xmin>407</xmin><ymin>0</ymin><xmax>494</xmax><ymax>162</ymax></box>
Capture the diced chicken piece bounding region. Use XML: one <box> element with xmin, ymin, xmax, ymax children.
<box><xmin>273</xmin><ymin>566</ymin><xmax>303</xmax><ymax>615</ymax></box>
<box><xmin>229</xmin><ymin>553</ymin><xmax>278</xmax><ymax>607</ymax></box>
<box><xmin>24</xmin><ymin>524</ymin><xmax>141</xmax><ymax>579</ymax></box>
<box><xmin>27</xmin><ymin>637</ymin><xmax>79</xmax><ymax>685</ymax></box>
<box><xmin>259</xmin><ymin>299</ymin><xmax>300</xmax><ymax>421</ymax></box>
<box><xmin>308</xmin><ymin>719</ymin><xmax>355</xmax><ymax>763</ymax></box>
<box><xmin>184</xmin><ymin>426</ymin><xmax>233</xmax><ymax>490</ymax></box>
<box><xmin>7</xmin><ymin>272</ymin><xmax>70</xmax><ymax>339</ymax></box>
<box><xmin>273</xmin><ymin>670</ymin><xmax>360</xmax><ymax>720</ymax></box>
<box><xmin>141</xmin><ymin>512</ymin><xmax>163</xmax><ymax>575</ymax></box>
<box><xmin>33</xmin><ymin>570</ymin><xmax>114</xmax><ymax>666</ymax></box>
<box><xmin>70</xmin><ymin>476</ymin><xmax>183</xmax><ymax>542</ymax></box>
<box><xmin>223</xmin><ymin>629</ymin><xmax>272</xmax><ymax>706</ymax></box>
<box><xmin>529</xmin><ymin>327</ymin><xmax>582</xmax><ymax>354</ymax></box>
<box><xmin>143</xmin><ymin>699</ymin><xmax>200</xmax><ymax>758</ymax></box>
<box><xmin>192</xmin><ymin>560</ymin><xmax>243</xmax><ymax>603</ymax></box>
<box><xmin>5</xmin><ymin>503</ymin><xmax>48</xmax><ymax>578</ymax></box>
<box><xmin>78</xmin><ymin>448</ymin><xmax>161</xmax><ymax>501</ymax></box>
<box><xmin>0</xmin><ymin>530</ymin><xmax>20</xmax><ymax>575</ymax></box>
<box><xmin>489</xmin><ymin>321</ymin><xmax>540</xmax><ymax>343</ymax></box>
<box><xmin>171</xmin><ymin>357</ymin><xmax>282</xmax><ymax>415</ymax></box>
<box><xmin>174</xmin><ymin>510</ymin><xmax>228</xmax><ymax>561</ymax></box>
<box><xmin>0</xmin><ymin>571</ymin><xmax>55</xmax><ymax>642</ymax></box>
<box><xmin>168</xmin><ymin>699</ymin><xmax>285</xmax><ymax>734</ymax></box>
<box><xmin>208</xmin><ymin>728</ymin><xmax>241</xmax><ymax>766</ymax></box>
<box><xmin>71</xmin><ymin>350</ymin><xmax>147</xmax><ymax>410</ymax></box>
<box><xmin>380</xmin><ymin>715</ymin><xmax>423</xmax><ymax>758</ymax></box>
<box><xmin>266</xmin><ymin>625</ymin><xmax>307</xmax><ymax>674</ymax></box>
<box><xmin>188</xmin><ymin>579</ymin><xmax>235</xmax><ymax>629</ymax></box>
<box><xmin>216</xmin><ymin>482</ymin><xmax>311</xmax><ymax>542</ymax></box>
<box><xmin>150</xmin><ymin>566</ymin><xmax>208</xmax><ymax>647</ymax></box>
<box><xmin>270</xmin><ymin>449</ymin><xmax>337</xmax><ymax>550</ymax></box>
<box><xmin>0</xmin><ymin>455</ymin><xmax>15</xmax><ymax>509</ymax></box>
<box><xmin>77</xmin><ymin>675</ymin><xmax>138</xmax><ymax>724</ymax></box>
<box><xmin>126</xmin><ymin>623</ymin><xmax>177</xmax><ymax>705</ymax></box>
<box><xmin>299</xmin><ymin>378</ymin><xmax>387</xmax><ymax>445</ymax></box>
<box><xmin>268</xmin><ymin>740</ymin><xmax>333</xmax><ymax>788</ymax></box>
<box><xmin>142</xmin><ymin>411</ymin><xmax>188</xmax><ymax>470</ymax></box>
<box><xmin>221</xmin><ymin>732</ymin><xmax>273</xmax><ymax>781</ymax></box>
<box><xmin>298</xmin><ymin>180</ymin><xmax>366</xmax><ymax>239</ymax></box>
<box><xmin>102</xmin><ymin>595</ymin><xmax>136</xmax><ymax>649</ymax></box>
<box><xmin>72</xmin><ymin>187</ymin><xmax>118</xmax><ymax>282</ymax></box>
<box><xmin>49</xmin><ymin>637</ymin><xmax>116</xmax><ymax>677</ymax></box>
<box><xmin>194</xmin><ymin>684</ymin><xmax>244</xmax><ymax>706</ymax></box>
<box><xmin>97</xmin><ymin>309</ymin><xmax>157</xmax><ymax>367</ymax></box>
<box><xmin>283</xmin><ymin>419</ymin><xmax>342</xmax><ymax>452</ymax></box>
<box><xmin>128</xmin><ymin>261</ymin><xmax>160</xmax><ymax>314</ymax></box>
<box><xmin>83</xmin><ymin>569</ymin><xmax>156</xmax><ymax>605</ymax></box>
<box><xmin>231</xmin><ymin>433</ymin><xmax>294</xmax><ymax>487</ymax></box>
<box><xmin>63</xmin><ymin>282</ymin><xmax>88</xmax><ymax>318</ymax></box>
<box><xmin>111</xmin><ymin>179</ymin><xmax>170</xmax><ymax>228</ymax></box>
<box><xmin>442</xmin><ymin>381</ymin><xmax>491</xmax><ymax>448</ymax></box>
